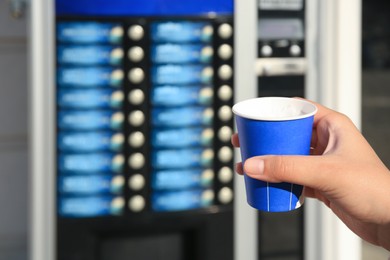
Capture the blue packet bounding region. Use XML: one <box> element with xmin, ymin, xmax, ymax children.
<box><xmin>58</xmin><ymin>174</ymin><xmax>124</xmax><ymax>195</ymax></box>
<box><xmin>152</xmin><ymin>189</ymin><xmax>214</xmax><ymax>212</ymax></box>
<box><xmin>151</xmin><ymin>85</ymin><xmax>213</xmax><ymax>106</ymax></box>
<box><xmin>58</xmin><ymin>110</ymin><xmax>124</xmax><ymax>130</ymax></box>
<box><xmin>57</xmin><ymin>45</ymin><xmax>124</xmax><ymax>65</ymax></box>
<box><xmin>151</xmin><ymin>127</ymin><xmax>213</xmax><ymax>148</ymax></box>
<box><xmin>151</xmin><ymin>44</ymin><xmax>213</xmax><ymax>63</ymax></box>
<box><xmin>152</xmin><ymin>148</ymin><xmax>213</xmax><ymax>169</ymax></box>
<box><xmin>58</xmin><ymin>153</ymin><xmax>124</xmax><ymax>174</ymax></box>
<box><xmin>151</xmin><ymin>21</ymin><xmax>213</xmax><ymax>43</ymax></box>
<box><xmin>57</xmin><ymin>22</ymin><xmax>123</xmax><ymax>44</ymax></box>
<box><xmin>58</xmin><ymin>196</ymin><xmax>124</xmax><ymax>217</ymax></box>
<box><xmin>151</xmin><ymin>169</ymin><xmax>213</xmax><ymax>190</ymax></box>
<box><xmin>58</xmin><ymin>88</ymin><xmax>124</xmax><ymax>109</ymax></box>
<box><xmin>58</xmin><ymin>131</ymin><xmax>124</xmax><ymax>152</ymax></box>
<box><xmin>151</xmin><ymin>65</ymin><xmax>213</xmax><ymax>85</ymax></box>
<box><xmin>151</xmin><ymin>107</ymin><xmax>213</xmax><ymax>127</ymax></box>
<box><xmin>57</xmin><ymin>67</ymin><xmax>123</xmax><ymax>88</ymax></box>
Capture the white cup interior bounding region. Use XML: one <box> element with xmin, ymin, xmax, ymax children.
<box><xmin>232</xmin><ymin>97</ymin><xmax>317</xmax><ymax>121</ymax></box>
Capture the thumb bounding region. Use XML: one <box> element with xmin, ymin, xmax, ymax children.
<box><xmin>243</xmin><ymin>155</ymin><xmax>330</xmax><ymax>189</ymax></box>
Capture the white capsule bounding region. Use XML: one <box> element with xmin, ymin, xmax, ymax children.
<box><xmin>218</xmin><ymin>85</ymin><xmax>233</xmax><ymax>101</ymax></box>
<box><xmin>218</xmin><ymin>167</ymin><xmax>233</xmax><ymax>183</ymax></box>
<box><xmin>218</xmin><ymin>126</ymin><xmax>233</xmax><ymax>142</ymax></box>
<box><xmin>128</xmin><ymin>89</ymin><xmax>145</xmax><ymax>105</ymax></box>
<box><xmin>128</xmin><ymin>131</ymin><xmax>145</xmax><ymax>148</ymax></box>
<box><xmin>128</xmin><ymin>195</ymin><xmax>145</xmax><ymax>212</ymax></box>
<box><xmin>128</xmin><ymin>174</ymin><xmax>145</xmax><ymax>191</ymax></box>
<box><xmin>218</xmin><ymin>65</ymin><xmax>233</xmax><ymax>80</ymax></box>
<box><xmin>218</xmin><ymin>187</ymin><xmax>233</xmax><ymax>204</ymax></box>
<box><xmin>128</xmin><ymin>46</ymin><xmax>145</xmax><ymax>62</ymax></box>
<box><xmin>128</xmin><ymin>153</ymin><xmax>145</xmax><ymax>170</ymax></box>
<box><xmin>218</xmin><ymin>44</ymin><xmax>233</xmax><ymax>60</ymax></box>
<box><xmin>128</xmin><ymin>25</ymin><xmax>144</xmax><ymax>41</ymax></box>
<box><xmin>218</xmin><ymin>146</ymin><xmax>233</xmax><ymax>163</ymax></box>
<box><xmin>128</xmin><ymin>110</ymin><xmax>145</xmax><ymax>127</ymax></box>
<box><xmin>128</xmin><ymin>68</ymin><xmax>144</xmax><ymax>84</ymax></box>
<box><xmin>218</xmin><ymin>105</ymin><xmax>233</xmax><ymax>122</ymax></box>
<box><xmin>218</xmin><ymin>23</ymin><xmax>233</xmax><ymax>39</ymax></box>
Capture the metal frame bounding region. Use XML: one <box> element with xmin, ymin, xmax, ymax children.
<box><xmin>29</xmin><ymin>0</ymin><xmax>56</xmax><ymax>259</ymax></box>
<box><xmin>234</xmin><ymin>0</ymin><xmax>258</xmax><ymax>260</ymax></box>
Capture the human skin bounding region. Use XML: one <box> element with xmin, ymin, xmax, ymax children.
<box><xmin>232</xmin><ymin>101</ymin><xmax>390</xmax><ymax>251</ymax></box>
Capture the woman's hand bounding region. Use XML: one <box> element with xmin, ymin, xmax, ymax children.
<box><xmin>232</xmin><ymin>101</ymin><xmax>390</xmax><ymax>251</ymax></box>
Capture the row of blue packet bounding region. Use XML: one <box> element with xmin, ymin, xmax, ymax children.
<box><xmin>58</xmin><ymin>147</ymin><xmax>213</xmax><ymax>173</ymax></box>
<box><xmin>58</xmin><ymin>188</ymin><xmax>213</xmax><ymax>217</ymax></box>
<box><xmin>57</xmin><ymin>44</ymin><xmax>213</xmax><ymax>65</ymax></box>
<box><xmin>57</xmin><ymin>107</ymin><xmax>213</xmax><ymax>130</ymax></box>
<box><xmin>58</xmin><ymin>169</ymin><xmax>213</xmax><ymax>195</ymax></box>
<box><xmin>57</xmin><ymin>65</ymin><xmax>212</xmax><ymax>87</ymax></box>
<box><xmin>58</xmin><ymin>127</ymin><xmax>213</xmax><ymax>152</ymax></box>
<box><xmin>57</xmin><ymin>21</ymin><xmax>212</xmax><ymax>44</ymax></box>
<box><xmin>57</xmin><ymin>85</ymin><xmax>212</xmax><ymax>109</ymax></box>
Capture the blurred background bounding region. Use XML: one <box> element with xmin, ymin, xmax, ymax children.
<box><xmin>0</xmin><ymin>0</ymin><xmax>389</xmax><ymax>259</ymax></box>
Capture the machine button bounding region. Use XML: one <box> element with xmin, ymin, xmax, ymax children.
<box><xmin>128</xmin><ymin>89</ymin><xmax>145</xmax><ymax>105</ymax></box>
<box><xmin>218</xmin><ymin>146</ymin><xmax>233</xmax><ymax>162</ymax></box>
<box><xmin>128</xmin><ymin>131</ymin><xmax>145</xmax><ymax>148</ymax></box>
<box><xmin>128</xmin><ymin>195</ymin><xmax>145</xmax><ymax>212</ymax></box>
<box><xmin>218</xmin><ymin>126</ymin><xmax>233</xmax><ymax>142</ymax></box>
<box><xmin>111</xmin><ymin>133</ymin><xmax>125</xmax><ymax>150</ymax></box>
<box><xmin>111</xmin><ymin>197</ymin><xmax>125</xmax><ymax>213</ymax></box>
<box><xmin>128</xmin><ymin>25</ymin><xmax>144</xmax><ymax>41</ymax></box>
<box><xmin>218</xmin><ymin>44</ymin><xmax>233</xmax><ymax>60</ymax></box>
<box><xmin>128</xmin><ymin>174</ymin><xmax>145</xmax><ymax>191</ymax></box>
<box><xmin>218</xmin><ymin>23</ymin><xmax>233</xmax><ymax>39</ymax></box>
<box><xmin>261</xmin><ymin>45</ymin><xmax>273</xmax><ymax>57</ymax></box>
<box><xmin>111</xmin><ymin>91</ymin><xmax>124</xmax><ymax>107</ymax></box>
<box><xmin>201</xmin><ymin>46</ymin><xmax>214</xmax><ymax>62</ymax></box>
<box><xmin>218</xmin><ymin>187</ymin><xmax>233</xmax><ymax>204</ymax></box>
<box><xmin>218</xmin><ymin>85</ymin><xmax>233</xmax><ymax>101</ymax></box>
<box><xmin>111</xmin><ymin>69</ymin><xmax>124</xmax><ymax>85</ymax></box>
<box><xmin>128</xmin><ymin>46</ymin><xmax>145</xmax><ymax>62</ymax></box>
<box><xmin>111</xmin><ymin>112</ymin><xmax>124</xmax><ymax>129</ymax></box>
<box><xmin>111</xmin><ymin>48</ymin><xmax>124</xmax><ymax>63</ymax></box>
<box><xmin>110</xmin><ymin>26</ymin><xmax>124</xmax><ymax>42</ymax></box>
<box><xmin>128</xmin><ymin>110</ymin><xmax>145</xmax><ymax>127</ymax></box>
<box><xmin>218</xmin><ymin>105</ymin><xmax>233</xmax><ymax>121</ymax></box>
<box><xmin>201</xmin><ymin>169</ymin><xmax>215</xmax><ymax>185</ymax></box>
<box><xmin>290</xmin><ymin>44</ymin><xmax>302</xmax><ymax>56</ymax></box>
<box><xmin>218</xmin><ymin>167</ymin><xmax>233</xmax><ymax>183</ymax></box>
<box><xmin>128</xmin><ymin>68</ymin><xmax>144</xmax><ymax>84</ymax></box>
<box><xmin>128</xmin><ymin>153</ymin><xmax>145</xmax><ymax>170</ymax></box>
<box><xmin>218</xmin><ymin>65</ymin><xmax>233</xmax><ymax>80</ymax></box>
<box><xmin>112</xmin><ymin>154</ymin><xmax>125</xmax><ymax>173</ymax></box>
<box><xmin>111</xmin><ymin>175</ymin><xmax>125</xmax><ymax>193</ymax></box>
<box><xmin>202</xmin><ymin>190</ymin><xmax>215</xmax><ymax>203</ymax></box>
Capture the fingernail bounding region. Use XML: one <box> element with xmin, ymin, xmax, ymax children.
<box><xmin>245</xmin><ymin>159</ymin><xmax>265</xmax><ymax>175</ymax></box>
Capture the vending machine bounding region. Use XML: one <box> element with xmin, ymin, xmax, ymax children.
<box><xmin>30</xmin><ymin>1</ymin><xmax>362</xmax><ymax>260</ymax></box>
<box><xmin>31</xmin><ymin>1</ymin><xmax>235</xmax><ymax>259</ymax></box>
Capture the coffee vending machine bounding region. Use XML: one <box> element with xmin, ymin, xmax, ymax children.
<box><xmin>31</xmin><ymin>1</ymin><xmax>235</xmax><ymax>259</ymax></box>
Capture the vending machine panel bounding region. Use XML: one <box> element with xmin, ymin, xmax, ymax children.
<box><xmin>55</xmin><ymin>1</ymin><xmax>235</xmax><ymax>259</ymax></box>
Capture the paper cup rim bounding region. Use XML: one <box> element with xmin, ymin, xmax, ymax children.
<box><xmin>232</xmin><ymin>97</ymin><xmax>318</xmax><ymax>121</ymax></box>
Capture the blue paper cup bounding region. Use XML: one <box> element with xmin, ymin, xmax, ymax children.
<box><xmin>232</xmin><ymin>97</ymin><xmax>317</xmax><ymax>212</ymax></box>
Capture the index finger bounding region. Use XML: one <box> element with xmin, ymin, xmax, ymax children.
<box><xmin>231</xmin><ymin>133</ymin><xmax>239</xmax><ymax>147</ymax></box>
